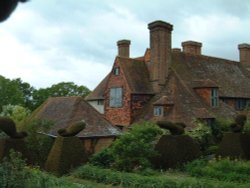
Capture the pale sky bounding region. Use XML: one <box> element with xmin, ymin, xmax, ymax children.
<box><xmin>0</xmin><ymin>0</ymin><xmax>249</xmax><ymax>90</ymax></box>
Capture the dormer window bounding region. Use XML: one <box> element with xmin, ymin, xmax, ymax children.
<box><xmin>154</xmin><ymin>106</ymin><xmax>164</xmax><ymax>116</ymax></box>
<box><xmin>211</xmin><ymin>88</ymin><xmax>219</xmax><ymax>107</ymax></box>
<box><xmin>113</xmin><ymin>67</ymin><xmax>120</xmax><ymax>75</ymax></box>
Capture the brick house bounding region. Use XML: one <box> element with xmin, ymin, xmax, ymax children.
<box><xmin>85</xmin><ymin>20</ymin><xmax>250</xmax><ymax>129</ymax></box>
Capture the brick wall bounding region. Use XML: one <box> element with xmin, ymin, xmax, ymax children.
<box><xmin>131</xmin><ymin>94</ymin><xmax>152</xmax><ymax>122</ymax></box>
<box><xmin>81</xmin><ymin>137</ymin><xmax>115</xmax><ymax>154</ymax></box>
<box><xmin>195</xmin><ymin>88</ymin><xmax>211</xmax><ymax>106</ymax></box>
<box><xmin>104</xmin><ymin>60</ymin><xmax>132</xmax><ymax>126</ymax></box>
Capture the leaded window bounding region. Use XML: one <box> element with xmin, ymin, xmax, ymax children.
<box><xmin>110</xmin><ymin>87</ymin><xmax>123</xmax><ymax>107</ymax></box>
<box><xmin>211</xmin><ymin>88</ymin><xmax>219</xmax><ymax>107</ymax></box>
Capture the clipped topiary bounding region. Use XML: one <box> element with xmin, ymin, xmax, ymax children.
<box><xmin>57</xmin><ymin>120</ymin><xmax>86</xmax><ymax>137</ymax></box>
<box><xmin>216</xmin><ymin>133</ymin><xmax>250</xmax><ymax>159</ymax></box>
<box><xmin>0</xmin><ymin>117</ymin><xmax>28</xmax><ymax>160</ymax></box>
<box><xmin>152</xmin><ymin>135</ymin><xmax>201</xmax><ymax>169</ymax></box>
<box><xmin>0</xmin><ymin>138</ymin><xmax>28</xmax><ymax>161</ymax></box>
<box><xmin>0</xmin><ymin>117</ymin><xmax>27</xmax><ymax>138</ymax></box>
<box><xmin>230</xmin><ymin>114</ymin><xmax>247</xmax><ymax>133</ymax></box>
<box><xmin>45</xmin><ymin>136</ymin><xmax>88</xmax><ymax>176</ymax></box>
<box><xmin>157</xmin><ymin>121</ymin><xmax>186</xmax><ymax>135</ymax></box>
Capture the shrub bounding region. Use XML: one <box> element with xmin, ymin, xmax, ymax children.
<box><xmin>185</xmin><ymin>158</ymin><xmax>250</xmax><ymax>183</ymax></box>
<box><xmin>45</xmin><ymin>136</ymin><xmax>88</xmax><ymax>176</ymax></box>
<box><xmin>111</xmin><ymin>122</ymin><xmax>162</xmax><ymax>171</ymax></box>
<box><xmin>0</xmin><ymin>150</ymin><xmax>29</xmax><ymax>187</ymax></box>
<box><xmin>186</xmin><ymin>120</ymin><xmax>214</xmax><ymax>153</ymax></box>
<box><xmin>0</xmin><ymin>104</ymin><xmax>30</xmax><ymax>126</ymax></box>
<box><xmin>216</xmin><ymin>132</ymin><xmax>250</xmax><ymax>159</ymax></box>
<box><xmin>152</xmin><ymin>135</ymin><xmax>200</xmax><ymax>169</ymax></box>
<box><xmin>21</xmin><ymin>119</ymin><xmax>54</xmax><ymax>167</ymax></box>
<box><xmin>89</xmin><ymin>148</ymin><xmax>114</xmax><ymax>168</ymax></box>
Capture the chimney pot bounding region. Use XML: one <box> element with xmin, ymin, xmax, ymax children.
<box><xmin>117</xmin><ymin>39</ymin><xmax>131</xmax><ymax>58</ymax></box>
<box><xmin>182</xmin><ymin>41</ymin><xmax>202</xmax><ymax>55</ymax></box>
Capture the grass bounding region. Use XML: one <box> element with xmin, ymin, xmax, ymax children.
<box><xmin>71</xmin><ymin>163</ymin><xmax>250</xmax><ymax>188</ymax></box>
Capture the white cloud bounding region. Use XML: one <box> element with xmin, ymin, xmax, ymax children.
<box><xmin>0</xmin><ymin>0</ymin><xmax>250</xmax><ymax>90</ymax></box>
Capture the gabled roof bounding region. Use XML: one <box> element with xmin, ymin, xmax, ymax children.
<box><xmin>85</xmin><ymin>74</ymin><xmax>109</xmax><ymax>101</ymax></box>
<box><xmin>135</xmin><ymin>70</ymin><xmax>237</xmax><ymax>128</ymax></box>
<box><xmin>117</xmin><ymin>56</ymin><xmax>154</xmax><ymax>94</ymax></box>
<box><xmin>172</xmin><ymin>52</ymin><xmax>250</xmax><ymax>98</ymax></box>
<box><xmin>28</xmin><ymin>96</ymin><xmax>121</xmax><ymax>138</ymax></box>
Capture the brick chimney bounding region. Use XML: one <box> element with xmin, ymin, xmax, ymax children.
<box><xmin>238</xmin><ymin>43</ymin><xmax>250</xmax><ymax>70</ymax></box>
<box><xmin>117</xmin><ymin>39</ymin><xmax>130</xmax><ymax>58</ymax></box>
<box><xmin>182</xmin><ymin>41</ymin><xmax>202</xmax><ymax>55</ymax></box>
<box><xmin>148</xmin><ymin>20</ymin><xmax>173</xmax><ymax>92</ymax></box>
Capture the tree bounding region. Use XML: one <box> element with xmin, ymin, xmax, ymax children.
<box><xmin>0</xmin><ymin>75</ymin><xmax>35</xmax><ymax>112</ymax></box>
<box><xmin>31</xmin><ymin>82</ymin><xmax>91</xmax><ymax>110</ymax></box>
<box><xmin>0</xmin><ymin>104</ymin><xmax>30</xmax><ymax>126</ymax></box>
<box><xmin>12</xmin><ymin>78</ymin><xmax>35</xmax><ymax>111</ymax></box>
<box><xmin>0</xmin><ymin>75</ymin><xmax>24</xmax><ymax>111</ymax></box>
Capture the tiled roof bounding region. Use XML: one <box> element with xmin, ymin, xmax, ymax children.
<box><xmin>28</xmin><ymin>96</ymin><xmax>121</xmax><ymax>138</ymax></box>
<box><xmin>85</xmin><ymin>74</ymin><xmax>109</xmax><ymax>101</ymax></box>
<box><xmin>117</xmin><ymin>57</ymin><xmax>154</xmax><ymax>94</ymax></box>
<box><xmin>172</xmin><ymin>53</ymin><xmax>250</xmax><ymax>98</ymax></box>
<box><xmin>135</xmin><ymin>71</ymin><xmax>216</xmax><ymax>128</ymax></box>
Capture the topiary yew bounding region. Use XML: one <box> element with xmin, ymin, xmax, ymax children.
<box><xmin>230</xmin><ymin>114</ymin><xmax>247</xmax><ymax>133</ymax></box>
<box><xmin>152</xmin><ymin>135</ymin><xmax>201</xmax><ymax>169</ymax></box>
<box><xmin>157</xmin><ymin>121</ymin><xmax>186</xmax><ymax>135</ymax></box>
<box><xmin>216</xmin><ymin>132</ymin><xmax>250</xmax><ymax>159</ymax></box>
<box><xmin>45</xmin><ymin>136</ymin><xmax>88</xmax><ymax>176</ymax></box>
<box><xmin>57</xmin><ymin>120</ymin><xmax>86</xmax><ymax>137</ymax></box>
<box><xmin>0</xmin><ymin>117</ymin><xmax>27</xmax><ymax>139</ymax></box>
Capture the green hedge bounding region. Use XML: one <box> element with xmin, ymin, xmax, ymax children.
<box><xmin>72</xmin><ymin>164</ymin><xmax>249</xmax><ymax>188</ymax></box>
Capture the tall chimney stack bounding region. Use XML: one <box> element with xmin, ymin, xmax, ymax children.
<box><xmin>148</xmin><ymin>20</ymin><xmax>173</xmax><ymax>92</ymax></box>
<box><xmin>238</xmin><ymin>43</ymin><xmax>250</xmax><ymax>70</ymax></box>
<box><xmin>182</xmin><ymin>41</ymin><xmax>202</xmax><ymax>55</ymax></box>
<box><xmin>117</xmin><ymin>39</ymin><xmax>130</xmax><ymax>58</ymax></box>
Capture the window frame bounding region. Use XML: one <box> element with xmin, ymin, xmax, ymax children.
<box><xmin>211</xmin><ymin>88</ymin><xmax>219</xmax><ymax>107</ymax></box>
<box><xmin>236</xmin><ymin>99</ymin><xmax>247</xmax><ymax>111</ymax></box>
<box><xmin>113</xmin><ymin>67</ymin><xmax>120</xmax><ymax>76</ymax></box>
<box><xmin>109</xmin><ymin>87</ymin><xmax>123</xmax><ymax>108</ymax></box>
<box><xmin>153</xmin><ymin>106</ymin><xmax>164</xmax><ymax>117</ymax></box>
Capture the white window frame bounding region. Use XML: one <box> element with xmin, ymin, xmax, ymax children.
<box><xmin>154</xmin><ymin>106</ymin><xmax>164</xmax><ymax>116</ymax></box>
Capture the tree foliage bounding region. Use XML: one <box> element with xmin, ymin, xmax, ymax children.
<box><xmin>0</xmin><ymin>104</ymin><xmax>30</xmax><ymax>125</ymax></box>
<box><xmin>0</xmin><ymin>75</ymin><xmax>91</xmax><ymax>111</ymax></box>
<box><xmin>31</xmin><ymin>82</ymin><xmax>91</xmax><ymax>110</ymax></box>
<box><xmin>0</xmin><ymin>75</ymin><xmax>25</xmax><ymax>110</ymax></box>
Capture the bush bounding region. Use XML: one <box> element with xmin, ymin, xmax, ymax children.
<box><xmin>0</xmin><ymin>150</ymin><xmax>90</xmax><ymax>188</ymax></box>
<box><xmin>21</xmin><ymin>119</ymin><xmax>54</xmax><ymax>167</ymax></box>
<box><xmin>152</xmin><ymin>135</ymin><xmax>200</xmax><ymax>169</ymax></box>
<box><xmin>90</xmin><ymin>148</ymin><xmax>114</xmax><ymax>168</ymax></box>
<box><xmin>0</xmin><ymin>150</ymin><xmax>28</xmax><ymax>187</ymax></box>
<box><xmin>45</xmin><ymin>136</ymin><xmax>88</xmax><ymax>176</ymax></box>
<box><xmin>90</xmin><ymin>121</ymin><xmax>163</xmax><ymax>172</ymax></box>
<box><xmin>186</xmin><ymin>120</ymin><xmax>214</xmax><ymax>153</ymax></box>
<box><xmin>185</xmin><ymin>158</ymin><xmax>250</xmax><ymax>183</ymax></box>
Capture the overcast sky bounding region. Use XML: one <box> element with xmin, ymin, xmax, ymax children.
<box><xmin>0</xmin><ymin>0</ymin><xmax>249</xmax><ymax>90</ymax></box>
